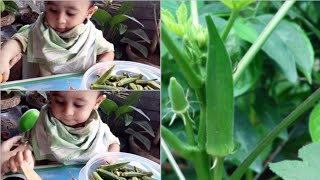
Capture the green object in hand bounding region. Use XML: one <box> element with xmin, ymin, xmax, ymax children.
<box><xmin>19</xmin><ymin>109</ymin><xmax>40</xmax><ymax>132</ymax></box>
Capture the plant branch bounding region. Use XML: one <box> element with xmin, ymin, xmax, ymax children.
<box><xmin>233</xmin><ymin>0</ymin><xmax>296</xmax><ymax>84</ymax></box>
<box><xmin>161</xmin><ymin>126</ymin><xmax>198</xmax><ymax>160</ymax></box>
<box><xmin>190</xmin><ymin>0</ymin><xmax>199</xmax><ymax>27</ymax></box>
<box><xmin>214</xmin><ymin>157</ymin><xmax>225</xmax><ymax>180</ymax></box>
<box><xmin>182</xmin><ymin>112</ymin><xmax>196</xmax><ymax>145</ymax></box>
<box><xmin>162</xmin><ymin>26</ymin><xmax>203</xmax><ymax>89</ymax></box>
<box><xmin>221</xmin><ymin>10</ymin><xmax>239</xmax><ymax>41</ymax></box>
<box><xmin>195</xmin><ymin>87</ymin><xmax>207</xmax><ymax>148</ymax></box>
<box><xmin>161</xmin><ymin>139</ymin><xmax>186</xmax><ymax>180</ymax></box>
<box><xmin>230</xmin><ymin>87</ymin><xmax>320</xmax><ymax>180</ymax></box>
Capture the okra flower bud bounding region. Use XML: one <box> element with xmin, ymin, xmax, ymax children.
<box><xmin>169</xmin><ymin>77</ymin><xmax>189</xmax><ymax>114</ymax></box>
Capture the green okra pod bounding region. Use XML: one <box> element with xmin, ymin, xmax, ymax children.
<box><xmin>99</xmin><ymin>161</ymin><xmax>130</xmax><ymax>171</ymax></box>
<box><xmin>135</xmin><ymin>80</ymin><xmax>149</xmax><ymax>85</ymax></box>
<box><xmin>136</xmin><ymin>84</ymin><xmax>144</xmax><ymax>90</ymax></box>
<box><xmin>91</xmin><ymin>84</ymin><xmax>119</xmax><ymax>90</ymax></box>
<box><xmin>92</xmin><ymin>171</ymin><xmax>103</xmax><ymax>180</ymax></box>
<box><xmin>94</xmin><ymin>65</ymin><xmax>116</xmax><ymax>85</ymax></box>
<box><xmin>97</xmin><ymin>169</ymin><xmax>120</xmax><ymax>180</ymax></box>
<box><xmin>205</xmin><ymin>16</ymin><xmax>234</xmax><ymax>157</ymax></box>
<box><xmin>121</xmin><ymin>171</ymin><xmax>145</xmax><ymax>177</ymax></box>
<box><xmin>117</xmin><ymin>78</ymin><xmax>137</xmax><ymax>86</ymax></box>
<box><xmin>147</xmin><ymin>81</ymin><xmax>160</xmax><ymax>90</ymax></box>
<box><xmin>129</xmin><ymin>83</ymin><xmax>138</xmax><ymax>90</ymax></box>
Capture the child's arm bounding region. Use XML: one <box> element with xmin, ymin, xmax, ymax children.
<box><xmin>108</xmin><ymin>143</ymin><xmax>120</xmax><ymax>152</ymax></box>
<box><xmin>97</xmin><ymin>51</ymin><xmax>115</xmax><ymax>63</ymax></box>
<box><xmin>0</xmin><ymin>39</ymin><xmax>23</xmax><ymax>82</ymax></box>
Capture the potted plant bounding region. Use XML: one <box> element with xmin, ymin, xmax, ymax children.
<box><xmin>126</xmin><ymin>2</ymin><xmax>160</xmax><ymax>68</ymax></box>
<box><xmin>92</xmin><ymin>1</ymin><xmax>151</xmax><ymax>59</ymax></box>
<box><xmin>0</xmin><ymin>0</ymin><xmax>19</xmax><ymax>26</ymax></box>
<box><xmin>98</xmin><ymin>91</ymin><xmax>155</xmax><ymax>154</ymax></box>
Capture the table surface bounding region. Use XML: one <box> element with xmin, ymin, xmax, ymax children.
<box><xmin>2</xmin><ymin>164</ymin><xmax>84</xmax><ymax>180</ymax></box>
<box><xmin>0</xmin><ymin>73</ymin><xmax>83</xmax><ymax>90</ymax></box>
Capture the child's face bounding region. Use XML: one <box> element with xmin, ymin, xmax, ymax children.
<box><xmin>50</xmin><ymin>91</ymin><xmax>105</xmax><ymax>128</ymax></box>
<box><xmin>45</xmin><ymin>0</ymin><xmax>97</xmax><ymax>33</ymax></box>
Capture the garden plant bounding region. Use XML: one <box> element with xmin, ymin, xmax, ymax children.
<box><xmin>161</xmin><ymin>0</ymin><xmax>320</xmax><ymax>179</ymax></box>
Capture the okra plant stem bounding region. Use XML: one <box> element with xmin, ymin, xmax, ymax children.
<box><xmin>233</xmin><ymin>0</ymin><xmax>296</xmax><ymax>84</ymax></box>
<box><xmin>214</xmin><ymin>157</ymin><xmax>225</xmax><ymax>180</ymax></box>
<box><xmin>182</xmin><ymin>112</ymin><xmax>196</xmax><ymax>145</ymax></box>
<box><xmin>162</xmin><ymin>26</ymin><xmax>203</xmax><ymax>89</ymax></box>
<box><xmin>161</xmin><ymin>139</ymin><xmax>186</xmax><ymax>180</ymax></box>
<box><xmin>195</xmin><ymin>87</ymin><xmax>207</xmax><ymax>148</ymax></box>
<box><xmin>221</xmin><ymin>10</ymin><xmax>239</xmax><ymax>41</ymax></box>
<box><xmin>190</xmin><ymin>0</ymin><xmax>199</xmax><ymax>27</ymax></box>
<box><xmin>230</xmin><ymin>87</ymin><xmax>320</xmax><ymax>179</ymax></box>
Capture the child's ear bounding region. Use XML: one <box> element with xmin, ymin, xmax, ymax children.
<box><xmin>87</xmin><ymin>6</ymin><xmax>98</xmax><ymax>19</ymax></box>
<box><xmin>94</xmin><ymin>94</ymin><xmax>106</xmax><ymax>110</ymax></box>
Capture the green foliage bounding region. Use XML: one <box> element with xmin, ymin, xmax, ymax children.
<box><xmin>92</xmin><ymin>1</ymin><xmax>150</xmax><ymax>59</ymax></box>
<box><xmin>220</xmin><ymin>0</ymin><xmax>255</xmax><ymax>11</ymax></box>
<box><xmin>0</xmin><ymin>0</ymin><xmax>19</xmax><ymax>13</ymax></box>
<box><xmin>99</xmin><ymin>92</ymin><xmax>154</xmax><ymax>150</ymax></box>
<box><xmin>309</xmin><ymin>103</ymin><xmax>320</xmax><ymax>142</ymax></box>
<box><xmin>269</xmin><ymin>142</ymin><xmax>320</xmax><ymax>180</ymax></box>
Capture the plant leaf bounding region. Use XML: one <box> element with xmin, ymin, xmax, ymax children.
<box><xmin>234</xmin><ymin>15</ymin><xmax>314</xmax><ymax>83</ymax></box>
<box><xmin>129</xmin><ymin>105</ymin><xmax>150</xmax><ymax>121</ymax></box>
<box><xmin>124</xmin><ymin>114</ymin><xmax>133</xmax><ymax>126</ymax></box>
<box><xmin>116</xmin><ymin>1</ymin><xmax>134</xmax><ymax>15</ymax></box>
<box><xmin>123</xmin><ymin>14</ymin><xmax>144</xmax><ymax>27</ymax></box>
<box><xmin>120</xmin><ymin>37</ymin><xmax>148</xmax><ymax>58</ymax></box>
<box><xmin>125</xmin><ymin>128</ymin><xmax>151</xmax><ymax>150</ymax></box>
<box><xmin>161</xmin><ymin>9</ymin><xmax>185</xmax><ymax>37</ymax></box>
<box><xmin>127</xmin><ymin>29</ymin><xmax>151</xmax><ymax>43</ymax></box>
<box><xmin>309</xmin><ymin>103</ymin><xmax>320</xmax><ymax>142</ymax></box>
<box><xmin>269</xmin><ymin>142</ymin><xmax>320</xmax><ymax>180</ymax></box>
<box><xmin>92</xmin><ymin>9</ymin><xmax>112</xmax><ymax>27</ymax></box>
<box><xmin>124</xmin><ymin>91</ymin><xmax>143</xmax><ymax>106</ymax></box>
<box><xmin>4</xmin><ymin>0</ymin><xmax>19</xmax><ymax>12</ymax></box>
<box><xmin>118</xmin><ymin>23</ymin><xmax>127</xmax><ymax>35</ymax></box>
<box><xmin>133</xmin><ymin>121</ymin><xmax>155</xmax><ymax>137</ymax></box>
<box><xmin>0</xmin><ymin>0</ymin><xmax>5</xmax><ymax>12</ymax></box>
<box><xmin>176</xmin><ymin>2</ymin><xmax>187</xmax><ymax>25</ymax></box>
<box><xmin>220</xmin><ymin>0</ymin><xmax>255</xmax><ymax>11</ymax></box>
<box><xmin>111</xmin><ymin>14</ymin><xmax>128</xmax><ymax>27</ymax></box>
<box><xmin>115</xmin><ymin>105</ymin><xmax>133</xmax><ymax>120</ymax></box>
<box><xmin>100</xmin><ymin>99</ymin><xmax>118</xmax><ymax>114</ymax></box>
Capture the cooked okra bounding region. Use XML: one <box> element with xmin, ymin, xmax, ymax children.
<box><xmin>90</xmin><ymin>65</ymin><xmax>160</xmax><ymax>90</ymax></box>
<box><xmin>92</xmin><ymin>161</ymin><xmax>155</xmax><ymax>180</ymax></box>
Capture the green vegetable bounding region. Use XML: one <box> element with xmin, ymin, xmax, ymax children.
<box><xmin>99</xmin><ymin>161</ymin><xmax>130</xmax><ymax>171</ymax></box>
<box><xmin>92</xmin><ymin>171</ymin><xmax>103</xmax><ymax>180</ymax></box>
<box><xmin>94</xmin><ymin>65</ymin><xmax>116</xmax><ymax>85</ymax></box>
<box><xmin>205</xmin><ymin>15</ymin><xmax>234</xmax><ymax>157</ymax></box>
<box><xmin>168</xmin><ymin>77</ymin><xmax>189</xmax><ymax>113</ymax></box>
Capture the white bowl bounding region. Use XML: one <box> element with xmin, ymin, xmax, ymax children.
<box><xmin>80</xmin><ymin>61</ymin><xmax>160</xmax><ymax>90</ymax></box>
<box><xmin>78</xmin><ymin>152</ymin><xmax>161</xmax><ymax>180</ymax></box>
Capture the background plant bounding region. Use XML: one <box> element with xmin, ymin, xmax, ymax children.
<box><xmin>161</xmin><ymin>1</ymin><xmax>320</xmax><ymax>179</ymax></box>
<box><xmin>92</xmin><ymin>1</ymin><xmax>151</xmax><ymax>59</ymax></box>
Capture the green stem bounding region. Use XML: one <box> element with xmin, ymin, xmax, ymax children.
<box><xmin>162</xmin><ymin>26</ymin><xmax>203</xmax><ymax>89</ymax></box>
<box><xmin>193</xmin><ymin>150</ymin><xmax>212</xmax><ymax>180</ymax></box>
<box><xmin>221</xmin><ymin>10</ymin><xmax>239</xmax><ymax>41</ymax></box>
<box><xmin>161</xmin><ymin>139</ymin><xmax>186</xmax><ymax>180</ymax></box>
<box><xmin>214</xmin><ymin>157</ymin><xmax>225</xmax><ymax>180</ymax></box>
<box><xmin>190</xmin><ymin>0</ymin><xmax>199</xmax><ymax>27</ymax></box>
<box><xmin>161</xmin><ymin>126</ymin><xmax>198</xmax><ymax>160</ymax></box>
<box><xmin>230</xmin><ymin>87</ymin><xmax>320</xmax><ymax>180</ymax></box>
<box><xmin>195</xmin><ymin>87</ymin><xmax>206</xmax><ymax>148</ymax></box>
<box><xmin>182</xmin><ymin>112</ymin><xmax>196</xmax><ymax>145</ymax></box>
<box><xmin>233</xmin><ymin>0</ymin><xmax>296</xmax><ymax>84</ymax></box>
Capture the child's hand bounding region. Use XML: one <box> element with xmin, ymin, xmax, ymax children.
<box><xmin>0</xmin><ymin>53</ymin><xmax>22</xmax><ymax>83</ymax></box>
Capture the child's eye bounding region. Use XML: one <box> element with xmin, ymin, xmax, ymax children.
<box><xmin>67</xmin><ymin>12</ymin><xmax>76</xmax><ymax>16</ymax></box>
<box><xmin>74</xmin><ymin>104</ymin><xmax>84</xmax><ymax>108</ymax></box>
<box><xmin>54</xmin><ymin>99</ymin><xmax>63</xmax><ymax>104</ymax></box>
<box><xmin>49</xmin><ymin>8</ymin><xmax>58</xmax><ymax>13</ymax></box>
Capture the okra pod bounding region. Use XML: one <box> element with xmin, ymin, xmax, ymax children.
<box><xmin>129</xmin><ymin>83</ymin><xmax>138</xmax><ymax>90</ymax></box>
<box><xmin>94</xmin><ymin>65</ymin><xmax>116</xmax><ymax>85</ymax></box>
<box><xmin>131</xmin><ymin>73</ymin><xmax>144</xmax><ymax>79</ymax></box>
<box><xmin>117</xmin><ymin>78</ymin><xmax>137</xmax><ymax>86</ymax></box>
<box><xmin>135</xmin><ymin>80</ymin><xmax>149</xmax><ymax>85</ymax></box>
<box><xmin>205</xmin><ymin>16</ymin><xmax>234</xmax><ymax>157</ymax></box>
<box><xmin>121</xmin><ymin>171</ymin><xmax>145</xmax><ymax>177</ymax></box>
<box><xmin>91</xmin><ymin>84</ymin><xmax>119</xmax><ymax>90</ymax></box>
<box><xmin>168</xmin><ymin>77</ymin><xmax>189</xmax><ymax>113</ymax></box>
<box><xmin>136</xmin><ymin>84</ymin><xmax>144</xmax><ymax>90</ymax></box>
<box><xmin>97</xmin><ymin>169</ymin><xmax>120</xmax><ymax>180</ymax></box>
<box><xmin>147</xmin><ymin>81</ymin><xmax>160</xmax><ymax>90</ymax></box>
<box><xmin>92</xmin><ymin>171</ymin><xmax>103</xmax><ymax>180</ymax></box>
<box><xmin>99</xmin><ymin>161</ymin><xmax>130</xmax><ymax>171</ymax></box>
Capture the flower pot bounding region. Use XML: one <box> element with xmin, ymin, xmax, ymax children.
<box><xmin>1</xmin><ymin>11</ymin><xmax>16</xmax><ymax>26</ymax></box>
<box><xmin>129</xmin><ymin>131</ymin><xmax>160</xmax><ymax>164</ymax></box>
<box><xmin>126</xmin><ymin>41</ymin><xmax>160</xmax><ymax>68</ymax></box>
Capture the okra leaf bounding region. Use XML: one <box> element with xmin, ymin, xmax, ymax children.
<box><xmin>125</xmin><ymin>128</ymin><xmax>151</xmax><ymax>151</ymax></box>
<box><xmin>133</xmin><ymin>121</ymin><xmax>155</xmax><ymax>137</ymax></box>
<box><xmin>161</xmin><ymin>9</ymin><xmax>185</xmax><ymax>37</ymax></box>
<box><xmin>269</xmin><ymin>142</ymin><xmax>320</xmax><ymax>179</ymax></box>
<box><xmin>176</xmin><ymin>2</ymin><xmax>187</xmax><ymax>26</ymax></box>
<box><xmin>220</xmin><ymin>0</ymin><xmax>255</xmax><ymax>11</ymax></box>
<box><xmin>309</xmin><ymin>103</ymin><xmax>320</xmax><ymax>142</ymax></box>
<box><xmin>100</xmin><ymin>99</ymin><xmax>118</xmax><ymax>114</ymax></box>
<box><xmin>205</xmin><ymin>15</ymin><xmax>234</xmax><ymax>156</ymax></box>
<box><xmin>234</xmin><ymin>15</ymin><xmax>314</xmax><ymax>83</ymax></box>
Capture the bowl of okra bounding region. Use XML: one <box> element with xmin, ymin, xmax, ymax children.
<box><xmin>78</xmin><ymin>152</ymin><xmax>161</xmax><ymax>180</ymax></box>
<box><xmin>80</xmin><ymin>61</ymin><xmax>161</xmax><ymax>90</ymax></box>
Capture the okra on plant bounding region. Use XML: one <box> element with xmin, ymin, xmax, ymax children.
<box><xmin>205</xmin><ymin>15</ymin><xmax>234</xmax><ymax>157</ymax></box>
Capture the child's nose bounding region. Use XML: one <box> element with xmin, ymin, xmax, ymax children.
<box><xmin>63</xmin><ymin>106</ymin><xmax>74</xmax><ymax>116</ymax></box>
<box><xmin>57</xmin><ymin>13</ymin><xmax>66</xmax><ymax>24</ymax></box>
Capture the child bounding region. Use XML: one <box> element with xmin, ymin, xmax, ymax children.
<box><xmin>6</xmin><ymin>91</ymin><xmax>120</xmax><ymax>172</ymax></box>
<box><xmin>0</xmin><ymin>0</ymin><xmax>115</xmax><ymax>82</ymax></box>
